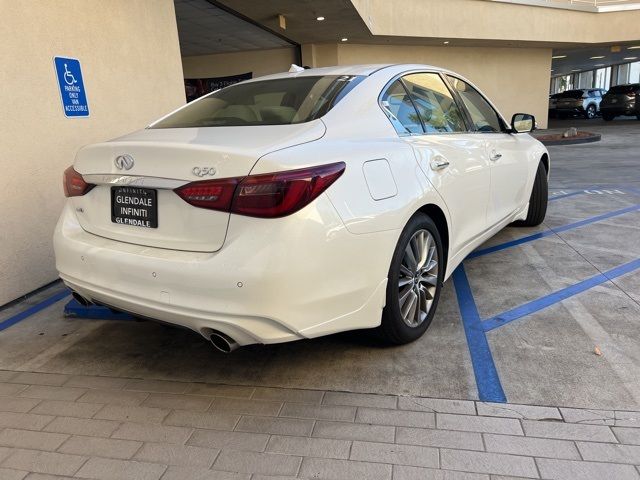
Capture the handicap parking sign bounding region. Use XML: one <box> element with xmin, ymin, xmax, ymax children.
<box><xmin>54</xmin><ymin>56</ymin><xmax>89</xmax><ymax>117</ymax></box>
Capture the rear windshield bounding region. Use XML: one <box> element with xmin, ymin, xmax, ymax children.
<box><xmin>558</xmin><ymin>90</ymin><xmax>585</xmax><ymax>98</ymax></box>
<box><xmin>151</xmin><ymin>75</ymin><xmax>363</xmax><ymax>128</ymax></box>
<box><xmin>607</xmin><ymin>84</ymin><xmax>640</xmax><ymax>94</ymax></box>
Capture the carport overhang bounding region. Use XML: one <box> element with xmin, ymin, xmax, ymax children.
<box><xmin>215</xmin><ymin>0</ymin><xmax>640</xmax><ymax>49</ymax></box>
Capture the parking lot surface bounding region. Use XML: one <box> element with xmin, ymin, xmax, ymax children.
<box><xmin>1</xmin><ymin>118</ymin><xmax>639</xmax><ymax>478</ymax></box>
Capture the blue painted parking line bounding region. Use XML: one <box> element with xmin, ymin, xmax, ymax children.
<box><xmin>456</xmin><ymin>198</ymin><xmax>640</xmax><ymax>402</ymax></box>
<box><xmin>548</xmin><ymin>190</ymin><xmax>585</xmax><ymax>201</ymax></box>
<box><xmin>452</xmin><ymin>265</ymin><xmax>507</xmax><ymax>403</ymax></box>
<box><xmin>548</xmin><ymin>185</ymin><xmax>640</xmax><ymax>201</ymax></box>
<box><xmin>0</xmin><ymin>290</ymin><xmax>70</xmax><ymax>332</ymax></box>
<box><xmin>454</xmin><ymin>257</ymin><xmax>640</xmax><ymax>403</ymax></box>
<box><xmin>469</xmin><ymin>203</ymin><xmax>640</xmax><ymax>259</ymax></box>
<box><xmin>482</xmin><ymin>258</ymin><xmax>640</xmax><ymax>332</ymax></box>
<box><xmin>64</xmin><ymin>299</ymin><xmax>135</xmax><ymax>321</ymax></box>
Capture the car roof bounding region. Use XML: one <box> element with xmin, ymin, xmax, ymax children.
<box><xmin>246</xmin><ymin>64</ymin><xmax>451</xmax><ymax>82</ymax></box>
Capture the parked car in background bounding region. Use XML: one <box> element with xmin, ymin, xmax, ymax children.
<box><xmin>54</xmin><ymin>64</ymin><xmax>548</xmax><ymax>351</ymax></box>
<box><xmin>548</xmin><ymin>93</ymin><xmax>562</xmax><ymax>118</ymax></box>
<box><xmin>600</xmin><ymin>83</ymin><xmax>640</xmax><ymax>121</ymax></box>
<box><xmin>555</xmin><ymin>88</ymin><xmax>607</xmax><ymax>119</ymax></box>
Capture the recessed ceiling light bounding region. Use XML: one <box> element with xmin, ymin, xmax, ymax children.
<box><xmin>571</xmin><ymin>69</ymin><xmax>580</xmax><ymax>72</ymax></box>
<box><xmin>628</xmin><ymin>46</ymin><xmax>640</xmax><ymax>50</ymax></box>
<box><xmin>443</xmin><ymin>41</ymin><xmax>450</xmax><ymax>45</ymax></box>
<box><xmin>623</xmin><ymin>56</ymin><xmax>638</xmax><ymax>60</ymax></box>
<box><xmin>590</xmin><ymin>56</ymin><xmax>605</xmax><ymax>59</ymax></box>
<box><xmin>316</xmin><ymin>16</ymin><xmax>325</xmax><ymax>21</ymax></box>
<box><xmin>552</xmin><ymin>55</ymin><xmax>567</xmax><ymax>59</ymax></box>
<box><xmin>341</xmin><ymin>37</ymin><xmax>348</xmax><ymax>42</ymax></box>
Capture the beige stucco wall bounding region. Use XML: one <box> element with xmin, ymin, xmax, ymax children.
<box><xmin>0</xmin><ymin>0</ymin><xmax>185</xmax><ymax>305</ymax></box>
<box><xmin>301</xmin><ymin>44</ymin><xmax>339</xmax><ymax>69</ymax></box>
<box><xmin>182</xmin><ymin>47</ymin><xmax>297</xmax><ymax>80</ymax></box>
<box><xmin>351</xmin><ymin>0</ymin><xmax>640</xmax><ymax>45</ymax></box>
<box><xmin>305</xmin><ymin>43</ymin><xmax>551</xmax><ymax>128</ymax></box>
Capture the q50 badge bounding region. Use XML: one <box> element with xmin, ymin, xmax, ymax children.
<box><xmin>192</xmin><ymin>167</ymin><xmax>216</xmax><ymax>177</ymax></box>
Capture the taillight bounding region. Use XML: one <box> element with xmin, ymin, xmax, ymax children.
<box><xmin>174</xmin><ymin>178</ymin><xmax>238</xmax><ymax>210</ymax></box>
<box><xmin>233</xmin><ymin>162</ymin><xmax>346</xmax><ymax>218</ymax></box>
<box><xmin>174</xmin><ymin>162</ymin><xmax>346</xmax><ymax>218</ymax></box>
<box><xmin>63</xmin><ymin>166</ymin><xmax>94</xmax><ymax>197</ymax></box>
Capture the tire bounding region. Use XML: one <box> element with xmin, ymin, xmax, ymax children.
<box><xmin>380</xmin><ymin>213</ymin><xmax>444</xmax><ymax>345</ymax></box>
<box><xmin>584</xmin><ymin>104</ymin><xmax>597</xmax><ymax>119</ymax></box>
<box><xmin>636</xmin><ymin>114</ymin><xmax>640</xmax><ymax>121</ymax></box>
<box><xmin>603</xmin><ymin>113</ymin><xmax>615</xmax><ymax>121</ymax></box>
<box><xmin>512</xmin><ymin>161</ymin><xmax>548</xmax><ymax>227</ymax></box>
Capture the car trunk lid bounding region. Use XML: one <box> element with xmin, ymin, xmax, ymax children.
<box><xmin>71</xmin><ymin>122</ymin><xmax>326</xmax><ymax>252</ymax></box>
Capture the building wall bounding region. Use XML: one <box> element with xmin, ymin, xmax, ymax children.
<box><xmin>182</xmin><ymin>47</ymin><xmax>297</xmax><ymax>79</ymax></box>
<box><xmin>305</xmin><ymin>43</ymin><xmax>551</xmax><ymax>128</ymax></box>
<box><xmin>0</xmin><ymin>0</ymin><xmax>185</xmax><ymax>306</ymax></box>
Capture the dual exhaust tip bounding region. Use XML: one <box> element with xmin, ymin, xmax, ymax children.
<box><xmin>72</xmin><ymin>291</ymin><xmax>239</xmax><ymax>354</ymax></box>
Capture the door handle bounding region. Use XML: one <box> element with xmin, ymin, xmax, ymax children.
<box><xmin>430</xmin><ymin>157</ymin><xmax>450</xmax><ymax>171</ymax></box>
<box><xmin>490</xmin><ymin>151</ymin><xmax>502</xmax><ymax>161</ymax></box>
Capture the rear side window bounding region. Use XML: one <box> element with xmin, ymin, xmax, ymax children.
<box><xmin>447</xmin><ymin>76</ymin><xmax>503</xmax><ymax>133</ymax></box>
<box><xmin>151</xmin><ymin>75</ymin><xmax>362</xmax><ymax>128</ymax></box>
<box><xmin>380</xmin><ymin>80</ymin><xmax>423</xmax><ymax>134</ymax></box>
<box><xmin>402</xmin><ymin>73</ymin><xmax>467</xmax><ymax>133</ymax></box>
<box><xmin>607</xmin><ymin>84</ymin><xmax>640</xmax><ymax>94</ymax></box>
<box><xmin>558</xmin><ymin>90</ymin><xmax>585</xmax><ymax>98</ymax></box>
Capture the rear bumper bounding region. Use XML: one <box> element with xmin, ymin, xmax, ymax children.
<box><xmin>555</xmin><ymin>106</ymin><xmax>586</xmax><ymax>114</ymax></box>
<box><xmin>600</xmin><ymin>104</ymin><xmax>638</xmax><ymax>116</ymax></box>
<box><xmin>54</xmin><ymin>199</ymin><xmax>395</xmax><ymax>346</ymax></box>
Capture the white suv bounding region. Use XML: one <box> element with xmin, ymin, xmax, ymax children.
<box><xmin>555</xmin><ymin>88</ymin><xmax>607</xmax><ymax>119</ymax></box>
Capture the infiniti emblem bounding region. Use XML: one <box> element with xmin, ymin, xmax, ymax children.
<box><xmin>114</xmin><ymin>154</ymin><xmax>134</xmax><ymax>170</ymax></box>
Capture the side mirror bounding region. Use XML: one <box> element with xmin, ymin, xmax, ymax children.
<box><xmin>511</xmin><ymin>113</ymin><xmax>536</xmax><ymax>133</ymax></box>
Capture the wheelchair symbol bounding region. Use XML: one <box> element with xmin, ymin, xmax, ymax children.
<box><xmin>63</xmin><ymin>63</ymin><xmax>77</xmax><ymax>86</ymax></box>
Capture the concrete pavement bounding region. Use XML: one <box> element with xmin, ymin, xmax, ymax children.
<box><xmin>0</xmin><ymin>370</ymin><xmax>639</xmax><ymax>479</ymax></box>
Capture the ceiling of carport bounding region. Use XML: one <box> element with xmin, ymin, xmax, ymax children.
<box><xmin>214</xmin><ymin>0</ymin><xmax>371</xmax><ymax>44</ymax></box>
<box><xmin>176</xmin><ymin>0</ymin><xmax>640</xmax><ymax>71</ymax></box>
<box><xmin>175</xmin><ymin>0</ymin><xmax>293</xmax><ymax>56</ymax></box>
<box><xmin>552</xmin><ymin>42</ymin><xmax>640</xmax><ymax>76</ymax></box>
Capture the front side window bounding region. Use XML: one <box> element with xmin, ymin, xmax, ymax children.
<box><xmin>151</xmin><ymin>75</ymin><xmax>362</xmax><ymax>128</ymax></box>
<box><xmin>447</xmin><ymin>76</ymin><xmax>503</xmax><ymax>133</ymax></box>
<box><xmin>380</xmin><ymin>80</ymin><xmax>423</xmax><ymax>134</ymax></box>
<box><xmin>402</xmin><ymin>73</ymin><xmax>467</xmax><ymax>133</ymax></box>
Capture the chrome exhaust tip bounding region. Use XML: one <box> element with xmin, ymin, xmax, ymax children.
<box><xmin>210</xmin><ymin>332</ymin><xmax>239</xmax><ymax>353</ymax></box>
<box><xmin>71</xmin><ymin>291</ymin><xmax>92</xmax><ymax>307</ymax></box>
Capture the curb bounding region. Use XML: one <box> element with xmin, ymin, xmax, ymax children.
<box><xmin>536</xmin><ymin>133</ymin><xmax>601</xmax><ymax>146</ymax></box>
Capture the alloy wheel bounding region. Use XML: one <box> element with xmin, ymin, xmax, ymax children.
<box><xmin>397</xmin><ymin>229</ymin><xmax>439</xmax><ymax>327</ymax></box>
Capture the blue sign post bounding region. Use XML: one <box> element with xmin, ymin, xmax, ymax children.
<box><xmin>53</xmin><ymin>56</ymin><xmax>89</xmax><ymax>117</ymax></box>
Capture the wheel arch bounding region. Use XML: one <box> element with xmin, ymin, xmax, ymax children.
<box><xmin>540</xmin><ymin>152</ymin><xmax>550</xmax><ymax>175</ymax></box>
<box><xmin>416</xmin><ymin>203</ymin><xmax>449</xmax><ymax>274</ymax></box>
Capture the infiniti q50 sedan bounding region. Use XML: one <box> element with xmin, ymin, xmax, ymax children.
<box><xmin>54</xmin><ymin>64</ymin><xmax>549</xmax><ymax>352</ymax></box>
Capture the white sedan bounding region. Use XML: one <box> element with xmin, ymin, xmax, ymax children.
<box><xmin>54</xmin><ymin>64</ymin><xmax>549</xmax><ymax>352</ymax></box>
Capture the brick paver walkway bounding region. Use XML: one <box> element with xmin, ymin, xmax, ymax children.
<box><xmin>0</xmin><ymin>370</ymin><xmax>639</xmax><ymax>479</ymax></box>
